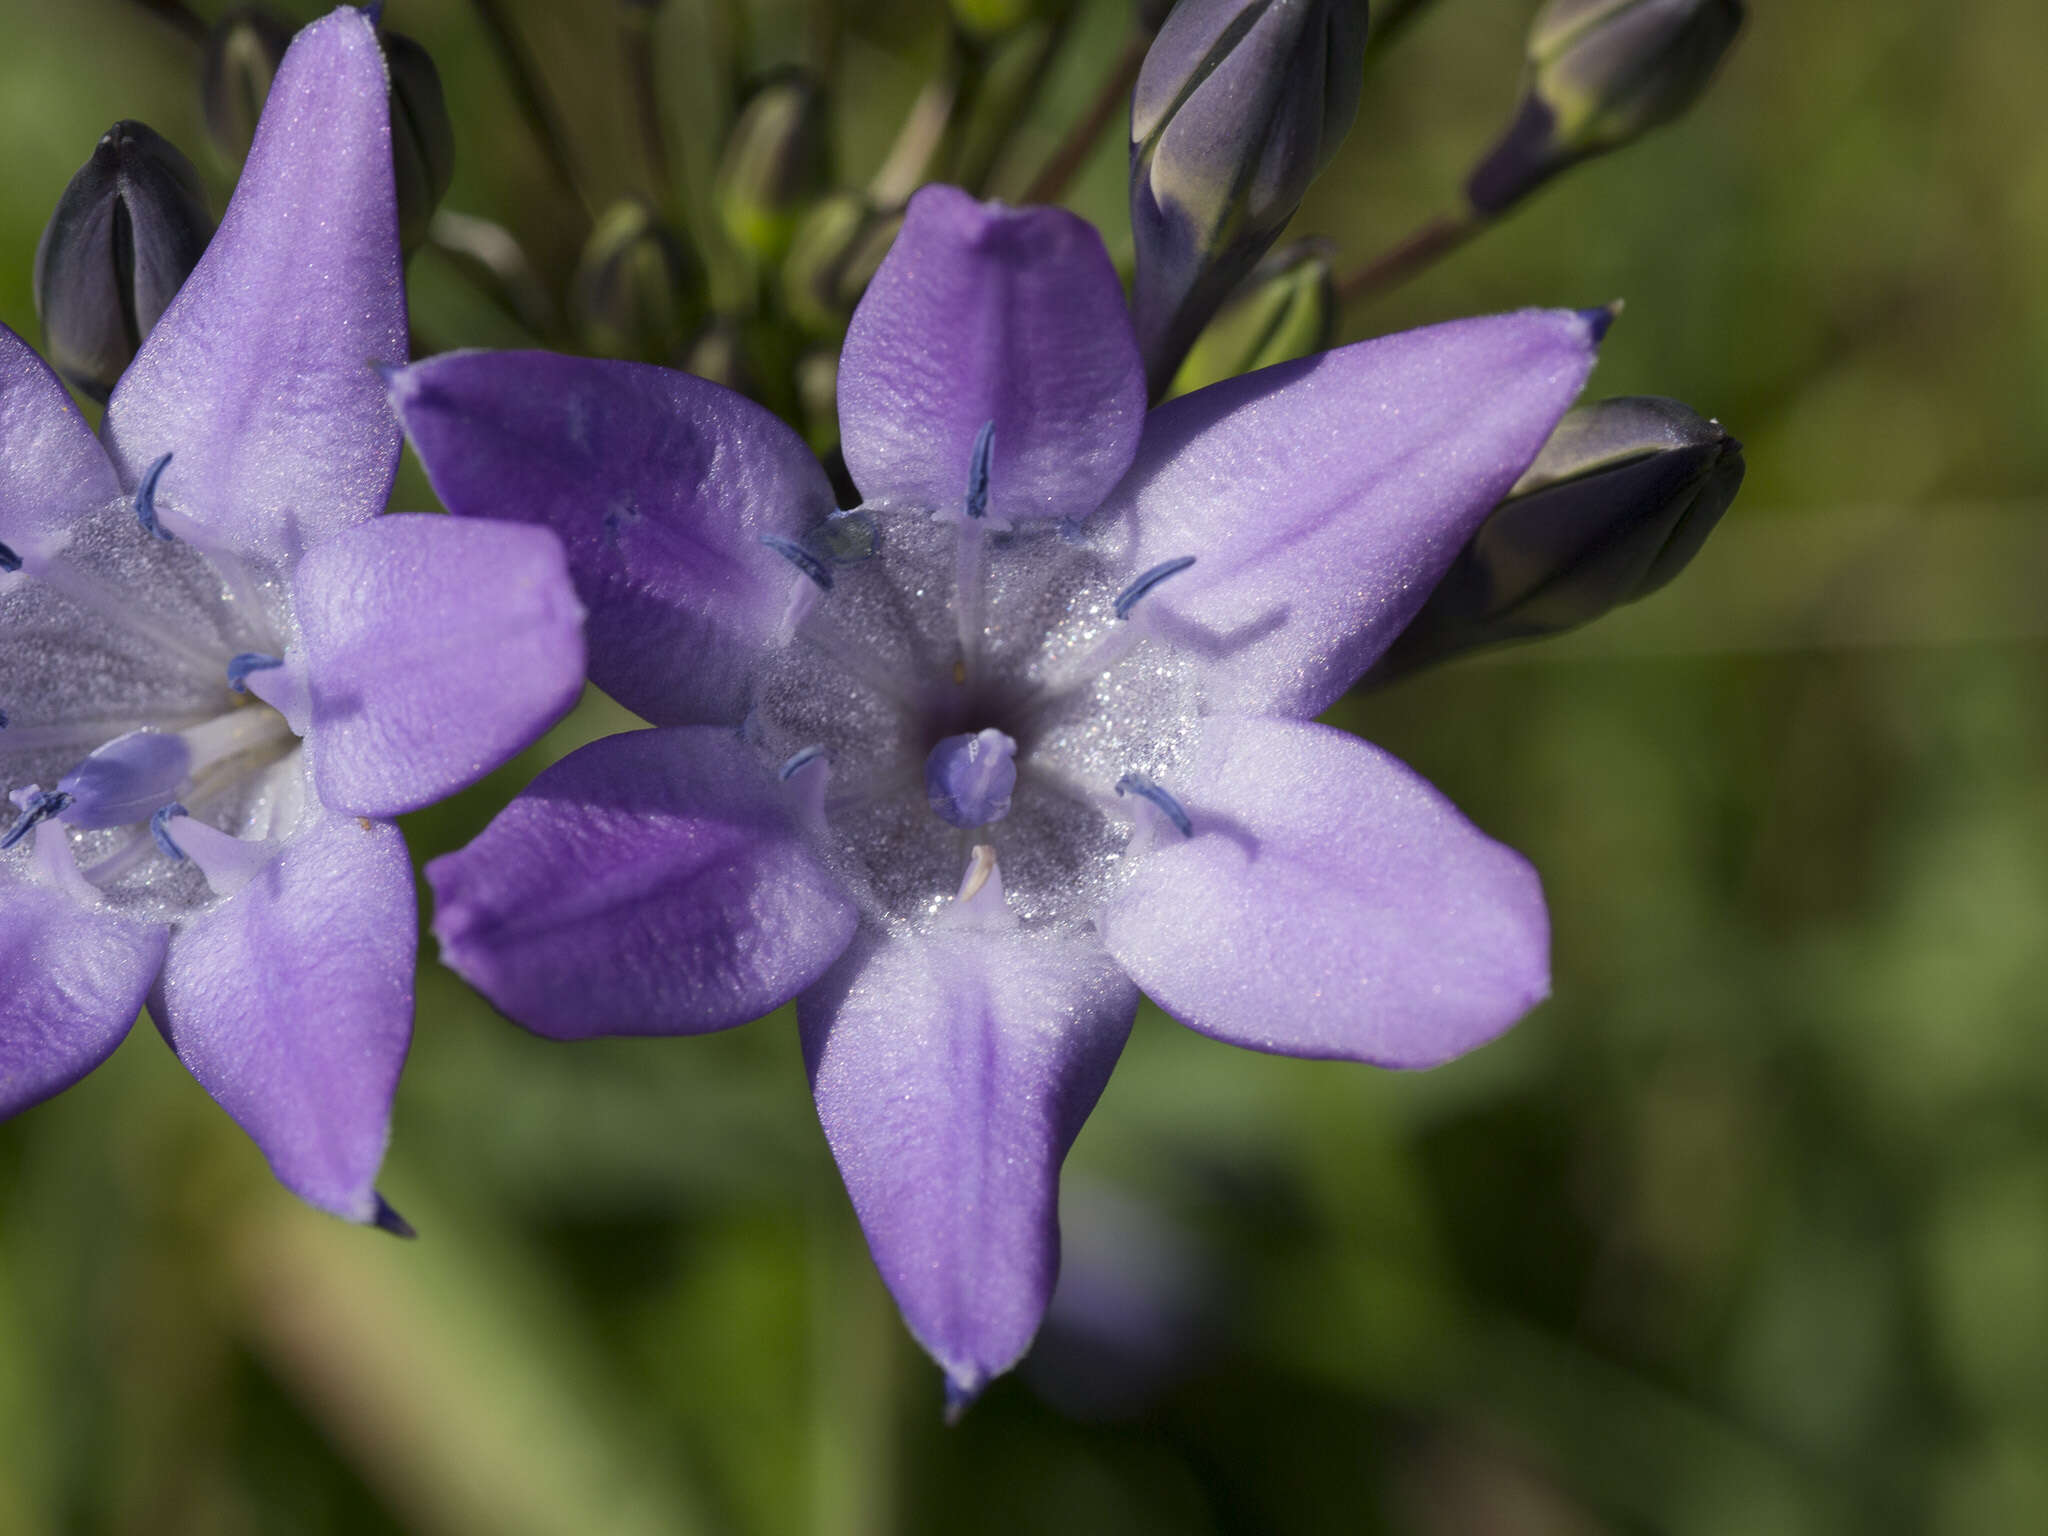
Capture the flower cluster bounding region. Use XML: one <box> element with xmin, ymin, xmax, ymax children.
<box><xmin>2</xmin><ymin>0</ymin><xmax>1747</xmax><ymax>1409</ymax></box>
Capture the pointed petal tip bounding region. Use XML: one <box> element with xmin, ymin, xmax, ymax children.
<box><xmin>361</xmin><ymin>1</ymin><xmax>386</xmax><ymax>25</ymax></box>
<box><xmin>942</xmin><ymin>1368</ymin><xmax>990</xmax><ymax>1424</ymax></box>
<box><xmin>371</xmin><ymin>1193</ymin><xmax>416</xmax><ymax>1238</ymax></box>
<box><xmin>1579</xmin><ymin>301</ymin><xmax>1624</xmax><ymax>344</ymax></box>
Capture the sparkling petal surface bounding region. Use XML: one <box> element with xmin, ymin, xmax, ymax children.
<box><xmin>151</xmin><ymin>806</ymin><xmax>415</xmax><ymax>1223</ymax></box>
<box><xmin>0</xmin><ymin>869</ymin><xmax>165</xmax><ymax>1119</ymax></box>
<box><xmin>1101</xmin><ymin>310</ymin><xmax>1601</xmax><ymax>717</ymax></box>
<box><xmin>100</xmin><ymin>7</ymin><xmax>406</xmax><ymax>568</ymax></box>
<box><xmin>838</xmin><ymin>185</ymin><xmax>1146</xmax><ymax>523</ymax></box>
<box><xmin>427</xmin><ymin>727</ymin><xmax>858</xmax><ymax>1039</ymax></box>
<box><xmin>800</xmin><ymin>927</ymin><xmax>1137</xmax><ymax>1407</ymax></box>
<box><xmin>0</xmin><ymin>324</ymin><xmax>119</xmax><ymax>555</ymax></box>
<box><xmin>1100</xmin><ymin>715</ymin><xmax>1549</xmax><ymax>1069</ymax></box>
<box><xmin>294</xmin><ymin>513</ymin><xmax>586</xmax><ymax>819</ymax></box>
<box><xmin>388</xmin><ymin>352</ymin><xmax>836</xmax><ymax>727</ymax></box>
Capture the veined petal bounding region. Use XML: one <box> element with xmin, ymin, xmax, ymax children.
<box><xmin>1103</xmin><ymin>310</ymin><xmax>1601</xmax><ymax>717</ymax></box>
<box><xmin>1100</xmin><ymin>716</ymin><xmax>1548</xmax><ymax>1069</ymax></box>
<box><xmin>101</xmin><ymin>7</ymin><xmax>406</xmax><ymax>568</ymax></box>
<box><xmin>427</xmin><ymin>727</ymin><xmax>857</xmax><ymax>1038</ymax></box>
<box><xmin>0</xmin><ymin>868</ymin><xmax>165</xmax><ymax>1119</ymax></box>
<box><xmin>0</xmin><ymin>324</ymin><xmax>119</xmax><ymax>555</ymax></box>
<box><xmin>387</xmin><ymin>352</ymin><xmax>837</xmax><ymax>727</ymax></box>
<box><xmin>838</xmin><ymin>185</ymin><xmax>1146</xmax><ymax>524</ymax></box>
<box><xmin>151</xmin><ymin>806</ymin><xmax>415</xmax><ymax>1222</ymax></box>
<box><xmin>800</xmin><ymin>928</ymin><xmax>1137</xmax><ymax>1411</ymax></box>
<box><xmin>294</xmin><ymin>513</ymin><xmax>586</xmax><ymax>819</ymax></box>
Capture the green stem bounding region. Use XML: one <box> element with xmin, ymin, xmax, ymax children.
<box><xmin>468</xmin><ymin>0</ymin><xmax>596</xmax><ymax>219</ymax></box>
<box><xmin>1333</xmin><ymin>209</ymin><xmax>1484</xmax><ymax>308</ymax></box>
<box><xmin>1021</xmin><ymin>28</ymin><xmax>1148</xmax><ymax>206</ymax></box>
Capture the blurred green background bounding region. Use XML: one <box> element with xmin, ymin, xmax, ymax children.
<box><xmin>3</xmin><ymin>1</ymin><xmax>2046</xmax><ymax>1531</ymax></box>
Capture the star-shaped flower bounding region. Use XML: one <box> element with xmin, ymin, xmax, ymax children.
<box><xmin>389</xmin><ymin>184</ymin><xmax>1599</xmax><ymax>1403</ymax></box>
<box><xmin>0</xmin><ymin>7</ymin><xmax>585</xmax><ymax>1225</ymax></box>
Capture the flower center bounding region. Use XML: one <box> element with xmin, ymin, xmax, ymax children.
<box><xmin>0</xmin><ymin>457</ymin><xmax>305</xmax><ymax>915</ymax></box>
<box><xmin>748</xmin><ymin>427</ymin><xmax>1202</xmax><ymax>932</ymax></box>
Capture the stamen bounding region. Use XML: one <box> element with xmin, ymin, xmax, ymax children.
<box><xmin>761</xmin><ymin>534</ymin><xmax>834</xmax><ymax>591</ymax></box>
<box><xmin>1115</xmin><ymin>773</ymin><xmax>1192</xmax><ymax>837</ymax></box>
<box><xmin>133</xmin><ymin>453</ymin><xmax>175</xmax><ymax>542</ymax></box>
<box><xmin>779</xmin><ymin>744</ymin><xmax>827</xmax><ymax>781</ymax></box>
<box><xmin>957</xmin><ymin>843</ymin><xmax>999</xmax><ymax>903</ymax></box>
<box><xmin>964</xmin><ymin>420</ymin><xmax>995</xmax><ymax>520</ymax></box>
<box><xmin>803</xmin><ymin>511</ymin><xmax>879</xmax><ymax>567</ymax></box>
<box><xmin>151</xmin><ymin>802</ymin><xmax>190</xmax><ymax>860</ymax></box>
<box><xmin>0</xmin><ymin>539</ymin><xmax>20</xmax><ymax>573</ymax></box>
<box><xmin>1113</xmin><ymin>556</ymin><xmax>1196</xmax><ymax>620</ymax></box>
<box><xmin>227</xmin><ymin>652</ymin><xmax>284</xmax><ymax>693</ymax></box>
<box><xmin>154</xmin><ymin>811</ymin><xmax>276</xmax><ymax>897</ymax></box>
<box><xmin>925</xmin><ymin>728</ymin><xmax>1018</xmax><ymax>829</ymax></box>
<box><xmin>1</xmin><ymin>789</ymin><xmax>73</xmax><ymax>851</ymax></box>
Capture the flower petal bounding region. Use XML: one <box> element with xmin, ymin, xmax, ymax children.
<box><xmin>838</xmin><ymin>185</ymin><xmax>1146</xmax><ymax>524</ymax></box>
<box><xmin>427</xmin><ymin>727</ymin><xmax>857</xmax><ymax>1039</ymax></box>
<box><xmin>1103</xmin><ymin>310</ymin><xmax>1601</xmax><ymax>717</ymax></box>
<box><xmin>0</xmin><ymin>869</ymin><xmax>164</xmax><ymax>1119</ymax></box>
<box><xmin>151</xmin><ymin>806</ymin><xmax>415</xmax><ymax>1222</ymax></box>
<box><xmin>294</xmin><ymin>513</ymin><xmax>586</xmax><ymax>819</ymax></box>
<box><xmin>100</xmin><ymin>7</ymin><xmax>405</xmax><ymax>568</ymax></box>
<box><xmin>799</xmin><ymin>928</ymin><xmax>1137</xmax><ymax>1410</ymax></box>
<box><xmin>388</xmin><ymin>352</ymin><xmax>837</xmax><ymax>727</ymax></box>
<box><xmin>0</xmin><ymin>324</ymin><xmax>119</xmax><ymax>554</ymax></box>
<box><xmin>1100</xmin><ymin>716</ymin><xmax>1548</xmax><ymax>1069</ymax></box>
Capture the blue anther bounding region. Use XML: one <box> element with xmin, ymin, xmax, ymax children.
<box><xmin>0</xmin><ymin>539</ymin><xmax>20</xmax><ymax>573</ymax></box>
<box><xmin>925</xmin><ymin>729</ymin><xmax>1018</xmax><ymax>828</ymax></box>
<box><xmin>779</xmin><ymin>745</ymin><xmax>827</xmax><ymax>781</ymax></box>
<box><xmin>151</xmin><ymin>803</ymin><xmax>190</xmax><ymax>861</ymax></box>
<box><xmin>1115</xmin><ymin>774</ymin><xmax>1192</xmax><ymax>837</ymax></box>
<box><xmin>1</xmin><ymin>790</ymin><xmax>73</xmax><ymax>852</ymax></box>
<box><xmin>1113</xmin><ymin>556</ymin><xmax>1197</xmax><ymax>620</ymax></box>
<box><xmin>0</xmin><ymin>708</ymin><xmax>8</xmax><ymax>729</ymax></box>
<box><xmin>134</xmin><ymin>453</ymin><xmax>175</xmax><ymax>542</ymax></box>
<box><xmin>963</xmin><ymin>420</ymin><xmax>995</xmax><ymax>520</ymax></box>
<box><xmin>227</xmin><ymin>652</ymin><xmax>284</xmax><ymax>694</ymax></box>
<box><xmin>761</xmin><ymin>534</ymin><xmax>834</xmax><ymax>591</ymax></box>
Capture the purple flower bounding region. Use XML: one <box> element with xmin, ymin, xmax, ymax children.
<box><xmin>390</xmin><ymin>184</ymin><xmax>1600</xmax><ymax>1405</ymax></box>
<box><xmin>0</xmin><ymin>7</ymin><xmax>585</xmax><ymax>1226</ymax></box>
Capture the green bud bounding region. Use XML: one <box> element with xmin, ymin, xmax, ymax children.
<box><xmin>781</xmin><ymin>192</ymin><xmax>905</xmax><ymax>338</ymax></box>
<box><xmin>1367</xmin><ymin>396</ymin><xmax>1744</xmax><ymax>683</ymax></box>
<box><xmin>1468</xmin><ymin>0</ymin><xmax>1744</xmax><ymax>214</ymax></box>
<box><xmin>1168</xmin><ymin>240</ymin><xmax>1335</xmax><ymax>397</ymax></box>
<box><xmin>570</xmin><ymin>201</ymin><xmax>699</xmax><ymax>361</ymax></box>
<box><xmin>715</xmin><ymin>71</ymin><xmax>831</xmax><ymax>265</ymax></box>
<box><xmin>382</xmin><ymin>30</ymin><xmax>455</xmax><ymax>257</ymax></box>
<box><xmin>200</xmin><ymin>6</ymin><xmax>293</xmax><ymax>162</ymax></box>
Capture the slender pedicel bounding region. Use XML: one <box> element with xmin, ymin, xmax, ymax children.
<box><xmin>227</xmin><ymin>652</ymin><xmax>285</xmax><ymax>693</ymax></box>
<box><xmin>133</xmin><ymin>452</ymin><xmax>175</xmax><ymax>541</ymax></box>
<box><xmin>1</xmin><ymin>789</ymin><xmax>74</xmax><ymax>851</ymax></box>
<box><xmin>762</xmin><ymin>534</ymin><xmax>835</xmax><ymax>591</ymax></box>
<box><xmin>1115</xmin><ymin>773</ymin><xmax>1192</xmax><ymax>837</ymax></box>
<box><xmin>1112</xmin><ymin>556</ymin><xmax>1197</xmax><ymax>620</ymax></box>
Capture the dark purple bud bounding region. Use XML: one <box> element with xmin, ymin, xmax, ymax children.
<box><xmin>1467</xmin><ymin>0</ymin><xmax>1744</xmax><ymax>215</ymax></box>
<box><xmin>381</xmin><ymin>30</ymin><xmax>455</xmax><ymax>257</ymax></box>
<box><xmin>1129</xmin><ymin>0</ymin><xmax>1369</xmax><ymax>396</ymax></box>
<box><xmin>1367</xmin><ymin>396</ymin><xmax>1744</xmax><ymax>683</ymax></box>
<box><xmin>200</xmin><ymin>6</ymin><xmax>294</xmax><ymax>162</ymax></box>
<box><xmin>32</xmin><ymin>121</ymin><xmax>213</xmax><ymax>402</ymax></box>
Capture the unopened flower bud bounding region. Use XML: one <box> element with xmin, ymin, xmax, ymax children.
<box><xmin>1129</xmin><ymin>0</ymin><xmax>1369</xmax><ymax>396</ymax></box>
<box><xmin>782</xmin><ymin>192</ymin><xmax>904</xmax><ymax>337</ymax></box>
<box><xmin>1168</xmin><ymin>239</ymin><xmax>1334</xmax><ymax>397</ymax></box>
<box><xmin>571</xmin><ymin>201</ymin><xmax>699</xmax><ymax>361</ymax></box>
<box><xmin>381</xmin><ymin>30</ymin><xmax>455</xmax><ymax>257</ymax></box>
<box><xmin>32</xmin><ymin>121</ymin><xmax>213</xmax><ymax>402</ymax></box>
<box><xmin>200</xmin><ymin>6</ymin><xmax>293</xmax><ymax>162</ymax></box>
<box><xmin>1467</xmin><ymin>0</ymin><xmax>1744</xmax><ymax>214</ymax></box>
<box><xmin>716</xmin><ymin>70</ymin><xmax>831</xmax><ymax>265</ymax></box>
<box><xmin>1367</xmin><ymin>396</ymin><xmax>1743</xmax><ymax>683</ymax></box>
